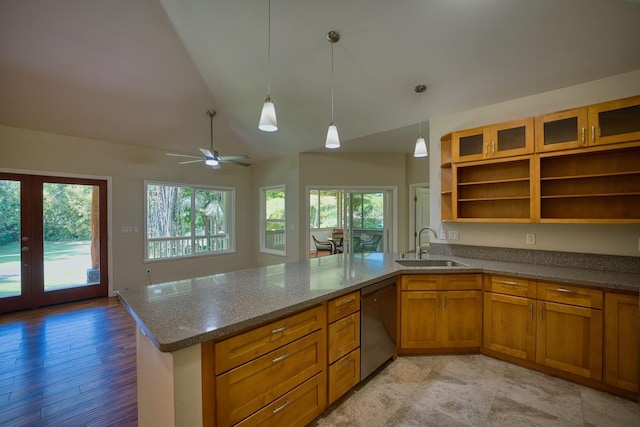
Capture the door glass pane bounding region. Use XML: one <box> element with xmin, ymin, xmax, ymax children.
<box><xmin>348</xmin><ymin>192</ymin><xmax>385</xmax><ymax>253</ymax></box>
<box><xmin>497</xmin><ymin>126</ymin><xmax>526</xmax><ymax>151</ymax></box>
<box><xmin>43</xmin><ymin>183</ymin><xmax>100</xmax><ymax>291</ymax></box>
<box><xmin>459</xmin><ymin>134</ymin><xmax>484</xmax><ymax>156</ymax></box>
<box><xmin>0</xmin><ymin>180</ymin><xmax>21</xmax><ymax>298</ymax></box>
<box><xmin>599</xmin><ymin>104</ymin><xmax>640</xmax><ymax>137</ymax></box>
<box><xmin>544</xmin><ymin>117</ymin><xmax>578</xmax><ymax>145</ymax></box>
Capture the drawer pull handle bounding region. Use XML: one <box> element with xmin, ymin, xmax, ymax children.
<box><xmin>272</xmin><ymin>400</ymin><xmax>291</xmax><ymax>414</ymax></box>
<box><xmin>272</xmin><ymin>352</ymin><xmax>289</xmax><ymax>364</ymax></box>
<box><xmin>271</xmin><ymin>325</ymin><xmax>289</xmax><ymax>334</ymax></box>
<box><xmin>339</xmin><ymin>298</ymin><xmax>355</xmax><ymax>307</ymax></box>
<box><xmin>581</xmin><ymin>127</ymin><xmax>586</xmax><ymax>144</ymax></box>
<box><xmin>591</xmin><ymin>125</ymin><xmax>595</xmax><ymax>142</ymax></box>
<box><xmin>529</xmin><ymin>303</ymin><xmax>533</xmax><ymax>320</ymax></box>
<box><xmin>556</xmin><ymin>288</ymin><xmax>577</xmax><ymax>295</ymax></box>
<box><xmin>497</xmin><ymin>280</ymin><xmax>518</xmax><ymax>286</ymax></box>
<box><xmin>340</xmin><ymin>358</ymin><xmax>355</xmax><ymax>368</ymax></box>
<box><xmin>539</xmin><ymin>305</ymin><xmax>544</xmax><ymax>321</ymax></box>
<box><xmin>340</xmin><ymin>320</ymin><xmax>354</xmax><ymax>330</ymax></box>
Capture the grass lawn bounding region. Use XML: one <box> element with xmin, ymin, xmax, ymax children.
<box><xmin>0</xmin><ymin>240</ymin><xmax>94</xmax><ymax>297</ymax></box>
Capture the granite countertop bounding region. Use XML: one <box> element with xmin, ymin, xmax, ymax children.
<box><xmin>117</xmin><ymin>252</ymin><xmax>640</xmax><ymax>353</ymax></box>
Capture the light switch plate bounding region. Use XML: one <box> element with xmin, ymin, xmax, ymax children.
<box><xmin>526</xmin><ymin>233</ymin><xmax>535</xmax><ymax>245</ymax></box>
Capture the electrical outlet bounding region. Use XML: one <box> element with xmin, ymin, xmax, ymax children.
<box><xmin>526</xmin><ymin>233</ymin><xmax>536</xmax><ymax>245</ymax></box>
<box><xmin>447</xmin><ymin>230</ymin><xmax>459</xmax><ymax>241</ymax></box>
<box><xmin>438</xmin><ymin>228</ymin><xmax>446</xmax><ymax>240</ymax></box>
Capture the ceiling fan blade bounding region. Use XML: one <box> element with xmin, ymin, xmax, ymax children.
<box><xmin>219</xmin><ymin>159</ymin><xmax>250</xmax><ymax>167</ymax></box>
<box><xmin>218</xmin><ymin>154</ymin><xmax>249</xmax><ymax>160</ymax></box>
<box><xmin>178</xmin><ymin>159</ymin><xmax>205</xmax><ymax>164</ymax></box>
<box><xmin>167</xmin><ymin>153</ymin><xmax>203</xmax><ymax>159</ymax></box>
<box><xmin>199</xmin><ymin>148</ymin><xmax>214</xmax><ymax>158</ymax></box>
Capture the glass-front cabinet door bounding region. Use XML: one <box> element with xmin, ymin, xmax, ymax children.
<box><xmin>535</xmin><ymin>108</ymin><xmax>589</xmax><ymax>153</ymax></box>
<box><xmin>489</xmin><ymin>118</ymin><xmax>534</xmax><ymax>159</ymax></box>
<box><xmin>588</xmin><ymin>95</ymin><xmax>640</xmax><ymax>147</ymax></box>
<box><xmin>452</xmin><ymin>126</ymin><xmax>490</xmax><ymax>162</ymax></box>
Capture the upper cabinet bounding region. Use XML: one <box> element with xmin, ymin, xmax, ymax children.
<box><xmin>452</xmin><ymin>118</ymin><xmax>534</xmax><ymax>163</ymax></box>
<box><xmin>536</xmin><ymin>95</ymin><xmax>640</xmax><ymax>153</ymax></box>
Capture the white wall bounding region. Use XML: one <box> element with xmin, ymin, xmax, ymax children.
<box><xmin>428</xmin><ymin>70</ymin><xmax>640</xmax><ymax>257</ymax></box>
<box><xmin>0</xmin><ymin>125</ymin><xmax>255</xmax><ymax>293</ymax></box>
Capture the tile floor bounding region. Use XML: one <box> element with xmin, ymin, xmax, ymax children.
<box><xmin>312</xmin><ymin>354</ymin><xmax>640</xmax><ymax>427</ymax></box>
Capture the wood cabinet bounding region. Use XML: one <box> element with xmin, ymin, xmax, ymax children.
<box><xmin>604</xmin><ymin>292</ymin><xmax>639</xmax><ymax>393</ymax></box>
<box><xmin>327</xmin><ymin>291</ymin><xmax>360</xmax><ymax>405</ymax></box>
<box><xmin>483</xmin><ymin>276</ymin><xmax>536</xmax><ymax>362</ymax></box>
<box><xmin>452</xmin><ymin>118</ymin><xmax>534</xmax><ymax>163</ymax></box>
<box><xmin>441</xmin><ymin>133</ymin><xmax>453</xmax><ymax>222</ymax></box>
<box><xmin>536</xmin><ymin>95</ymin><xmax>640</xmax><ymax>153</ymax></box>
<box><xmin>535</xmin><ymin>282</ymin><xmax>603</xmax><ymax>381</ymax></box>
<box><xmin>400</xmin><ymin>274</ymin><xmax>482</xmax><ymax>351</ymax></box>
<box><xmin>538</xmin><ymin>145</ymin><xmax>640</xmax><ymax>223</ymax></box>
<box><xmin>209</xmin><ymin>305</ymin><xmax>327</xmax><ymax>427</ymax></box>
<box><xmin>445</xmin><ymin>95</ymin><xmax>640</xmax><ymax>224</ymax></box>
<box><xmin>452</xmin><ymin>155</ymin><xmax>536</xmax><ymax>222</ymax></box>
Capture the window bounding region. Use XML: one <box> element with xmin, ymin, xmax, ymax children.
<box><xmin>260</xmin><ymin>186</ymin><xmax>286</xmax><ymax>255</ymax></box>
<box><xmin>350</xmin><ymin>192</ymin><xmax>384</xmax><ymax>230</ymax></box>
<box><xmin>145</xmin><ymin>182</ymin><xmax>234</xmax><ymax>260</ymax></box>
<box><xmin>309</xmin><ymin>189</ymin><xmax>341</xmax><ymax>229</ymax></box>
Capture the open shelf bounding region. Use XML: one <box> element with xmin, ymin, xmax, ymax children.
<box><xmin>458</xmin><ymin>199</ymin><xmax>530</xmax><ymax>219</ymax></box>
<box><xmin>440</xmin><ymin>134</ymin><xmax>453</xmax><ymax>221</ymax></box>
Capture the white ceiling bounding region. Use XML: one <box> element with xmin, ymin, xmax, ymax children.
<box><xmin>1</xmin><ymin>0</ymin><xmax>640</xmax><ymax>162</ymax></box>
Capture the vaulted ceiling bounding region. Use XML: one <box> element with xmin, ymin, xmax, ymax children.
<box><xmin>1</xmin><ymin>0</ymin><xmax>640</xmax><ymax>162</ymax></box>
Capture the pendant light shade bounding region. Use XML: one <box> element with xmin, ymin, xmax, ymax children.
<box><xmin>258</xmin><ymin>0</ymin><xmax>277</xmax><ymax>132</ymax></box>
<box><xmin>325</xmin><ymin>122</ymin><xmax>340</xmax><ymax>149</ymax></box>
<box><xmin>325</xmin><ymin>31</ymin><xmax>340</xmax><ymax>149</ymax></box>
<box><xmin>259</xmin><ymin>96</ymin><xmax>277</xmax><ymax>131</ymax></box>
<box><xmin>414</xmin><ymin>136</ymin><xmax>428</xmax><ymax>157</ymax></box>
<box><xmin>413</xmin><ymin>84</ymin><xmax>428</xmax><ymax>157</ymax></box>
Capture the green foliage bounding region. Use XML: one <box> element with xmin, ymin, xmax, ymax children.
<box><xmin>0</xmin><ymin>181</ymin><xmax>21</xmax><ymax>245</ymax></box>
<box><xmin>43</xmin><ymin>183</ymin><xmax>93</xmax><ymax>241</ymax></box>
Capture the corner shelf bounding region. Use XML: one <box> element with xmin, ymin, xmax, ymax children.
<box><xmin>440</xmin><ymin>134</ymin><xmax>453</xmax><ymax>221</ymax></box>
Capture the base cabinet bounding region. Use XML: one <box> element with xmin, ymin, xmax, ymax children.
<box><xmin>400</xmin><ymin>274</ymin><xmax>482</xmax><ymax>351</ymax></box>
<box><xmin>483</xmin><ymin>292</ymin><xmax>536</xmax><ymax>362</ymax></box>
<box><xmin>604</xmin><ymin>292</ymin><xmax>639</xmax><ymax>393</ymax></box>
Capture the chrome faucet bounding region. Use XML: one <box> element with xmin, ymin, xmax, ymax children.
<box><xmin>417</xmin><ymin>227</ymin><xmax>438</xmax><ymax>259</ymax></box>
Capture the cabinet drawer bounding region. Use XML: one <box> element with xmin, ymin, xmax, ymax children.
<box><xmin>216</xmin><ymin>330</ymin><xmax>326</xmax><ymax>426</ymax></box>
<box><xmin>215</xmin><ymin>305</ymin><xmax>325</xmax><ymax>374</ymax></box>
<box><xmin>328</xmin><ymin>348</ymin><xmax>360</xmax><ymax>405</ymax></box>
<box><xmin>235</xmin><ymin>372</ymin><xmax>327</xmax><ymax>427</ymax></box>
<box><xmin>328</xmin><ymin>291</ymin><xmax>360</xmax><ymax>323</ymax></box>
<box><xmin>328</xmin><ymin>312</ymin><xmax>360</xmax><ymax>363</ymax></box>
<box><xmin>488</xmin><ymin>275</ymin><xmax>535</xmax><ymax>298</ymax></box>
<box><xmin>537</xmin><ymin>282</ymin><xmax>603</xmax><ymax>309</ymax></box>
<box><xmin>401</xmin><ymin>274</ymin><xmax>482</xmax><ymax>291</ymax></box>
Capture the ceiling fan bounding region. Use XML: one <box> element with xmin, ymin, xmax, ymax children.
<box><xmin>166</xmin><ymin>110</ymin><xmax>250</xmax><ymax>169</ymax></box>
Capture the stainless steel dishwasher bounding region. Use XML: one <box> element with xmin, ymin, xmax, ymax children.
<box><xmin>360</xmin><ymin>277</ymin><xmax>397</xmax><ymax>381</ymax></box>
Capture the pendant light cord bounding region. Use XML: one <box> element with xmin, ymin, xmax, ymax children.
<box><xmin>267</xmin><ymin>0</ymin><xmax>271</xmax><ymax>96</ymax></box>
<box><xmin>418</xmin><ymin>91</ymin><xmax>422</xmax><ymax>136</ymax></box>
<box><xmin>330</xmin><ymin>41</ymin><xmax>334</xmax><ymax>122</ymax></box>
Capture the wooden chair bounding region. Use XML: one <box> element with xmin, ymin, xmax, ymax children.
<box><xmin>312</xmin><ymin>235</ymin><xmax>334</xmax><ymax>257</ymax></box>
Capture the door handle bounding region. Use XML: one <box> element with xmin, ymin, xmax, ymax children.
<box><xmin>21</xmin><ymin>246</ymin><xmax>29</xmax><ymax>252</ymax></box>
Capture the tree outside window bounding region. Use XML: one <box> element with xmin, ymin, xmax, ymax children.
<box><xmin>145</xmin><ymin>182</ymin><xmax>234</xmax><ymax>260</ymax></box>
<box><xmin>309</xmin><ymin>189</ymin><xmax>341</xmax><ymax>229</ymax></box>
<box><xmin>261</xmin><ymin>186</ymin><xmax>285</xmax><ymax>255</ymax></box>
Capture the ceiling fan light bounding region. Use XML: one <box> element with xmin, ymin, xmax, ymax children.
<box><xmin>325</xmin><ymin>122</ymin><xmax>340</xmax><ymax>149</ymax></box>
<box><xmin>258</xmin><ymin>96</ymin><xmax>278</xmax><ymax>132</ymax></box>
<box><xmin>414</xmin><ymin>136</ymin><xmax>428</xmax><ymax>157</ymax></box>
<box><xmin>205</xmin><ymin>158</ymin><xmax>219</xmax><ymax>166</ymax></box>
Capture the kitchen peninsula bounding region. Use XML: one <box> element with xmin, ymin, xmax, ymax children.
<box><xmin>118</xmin><ymin>251</ymin><xmax>639</xmax><ymax>427</ymax></box>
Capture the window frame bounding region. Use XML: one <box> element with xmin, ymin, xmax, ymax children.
<box><xmin>309</xmin><ymin>189</ymin><xmax>342</xmax><ymax>230</ymax></box>
<box><xmin>144</xmin><ymin>180</ymin><xmax>235</xmax><ymax>261</ymax></box>
<box><xmin>259</xmin><ymin>184</ymin><xmax>286</xmax><ymax>256</ymax></box>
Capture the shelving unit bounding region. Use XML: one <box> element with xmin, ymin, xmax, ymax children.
<box><xmin>453</xmin><ymin>156</ymin><xmax>534</xmax><ymax>222</ymax></box>
<box><xmin>538</xmin><ymin>146</ymin><xmax>640</xmax><ymax>222</ymax></box>
<box><xmin>440</xmin><ymin>134</ymin><xmax>453</xmax><ymax>221</ymax></box>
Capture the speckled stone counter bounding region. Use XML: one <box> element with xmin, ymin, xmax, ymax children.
<box><xmin>117</xmin><ymin>252</ymin><xmax>640</xmax><ymax>353</ymax></box>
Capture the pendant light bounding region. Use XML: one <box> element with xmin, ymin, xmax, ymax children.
<box><xmin>258</xmin><ymin>0</ymin><xmax>277</xmax><ymax>132</ymax></box>
<box><xmin>325</xmin><ymin>31</ymin><xmax>340</xmax><ymax>149</ymax></box>
<box><xmin>413</xmin><ymin>84</ymin><xmax>428</xmax><ymax>157</ymax></box>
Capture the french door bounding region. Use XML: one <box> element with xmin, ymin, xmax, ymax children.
<box><xmin>343</xmin><ymin>189</ymin><xmax>394</xmax><ymax>255</ymax></box>
<box><xmin>0</xmin><ymin>173</ymin><xmax>108</xmax><ymax>313</ymax></box>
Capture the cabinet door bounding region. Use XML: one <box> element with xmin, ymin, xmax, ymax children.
<box><xmin>604</xmin><ymin>293</ymin><xmax>639</xmax><ymax>393</ymax></box>
<box><xmin>536</xmin><ymin>301</ymin><xmax>602</xmax><ymax>380</ymax></box>
<box><xmin>452</xmin><ymin>126</ymin><xmax>490</xmax><ymax>163</ymax></box>
<box><xmin>489</xmin><ymin>118</ymin><xmax>534</xmax><ymax>159</ymax></box>
<box><xmin>588</xmin><ymin>95</ymin><xmax>640</xmax><ymax>147</ymax></box>
<box><xmin>442</xmin><ymin>291</ymin><xmax>482</xmax><ymax>348</ymax></box>
<box><xmin>535</xmin><ymin>108</ymin><xmax>588</xmax><ymax>153</ymax></box>
<box><xmin>400</xmin><ymin>291</ymin><xmax>441</xmax><ymax>349</ymax></box>
<box><xmin>328</xmin><ymin>349</ymin><xmax>360</xmax><ymax>405</ymax></box>
<box><xmin>483</xmin><ymin>293</ymin><xmax>535</xmax><ymax>361</ymax></box>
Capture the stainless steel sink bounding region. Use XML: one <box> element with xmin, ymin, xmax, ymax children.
<box><xmin>394</xmin><ymin>259</ymin><xmax>466</xmax><ymax>267</ymax></box>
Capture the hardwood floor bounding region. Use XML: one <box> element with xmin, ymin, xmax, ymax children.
<box><xmin>0</xmin><ymin>297</ymin><xmax>138</xmax><ymax>426</ymax></box>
